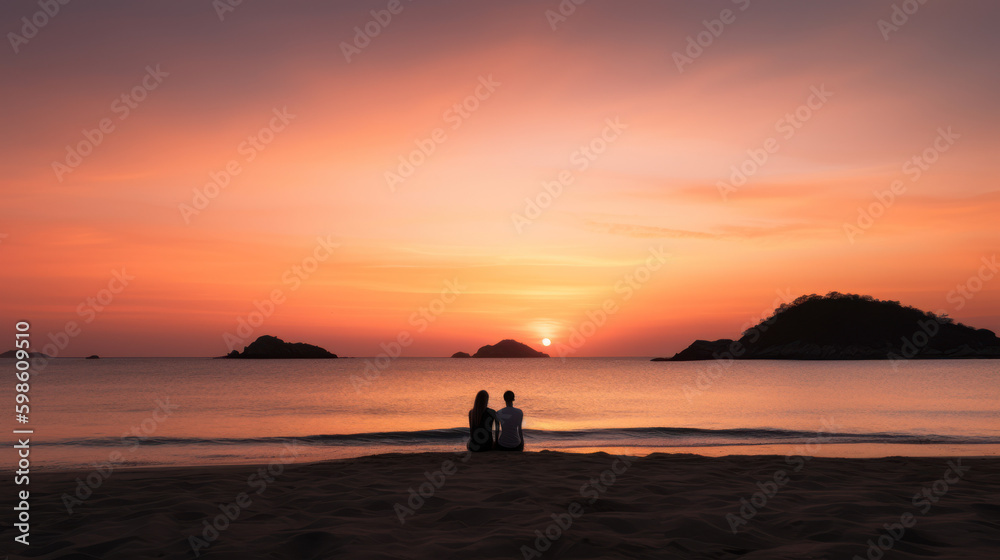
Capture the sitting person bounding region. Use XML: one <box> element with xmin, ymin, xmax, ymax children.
<box><xmin>495</xmin><ymin>390</ymin><xmax>524</xmax><ymax>452</ymax></box>
<box><xmin>467</xmin><ymin>390</ymin><xmax>499</xmax><ymax>452</ymax></box>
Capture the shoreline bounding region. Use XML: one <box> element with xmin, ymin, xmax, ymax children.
<box><xmin>15</xmin><ymin>451</ymin><xmax>1000</xmax><ymax>559</ymax></box>
<box><xmin>14</xmin><ymin>437</ymin><xmax>1000</xmax><ymax>474</ymax></box>
<box><xmin>14</xmin><ymin>441</ymin><xmax>1000</xmax><ymax>474</ymax></box>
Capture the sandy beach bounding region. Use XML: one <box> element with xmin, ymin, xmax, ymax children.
<box><xmin>6</xmin><ymin>451</ymin><xmax>999</xmax><ymax>559</ymax></box>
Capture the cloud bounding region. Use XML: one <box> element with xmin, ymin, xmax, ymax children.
<box><xmin>578</xmin><ymin>217</ymin><xmax>820</xmax><ymax>241</ymax></box>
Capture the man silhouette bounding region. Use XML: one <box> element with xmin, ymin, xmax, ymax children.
<box><xmin>495</xmin><ymin>390</ymin><xmax>524</xmax><ymax>452</ymax></box>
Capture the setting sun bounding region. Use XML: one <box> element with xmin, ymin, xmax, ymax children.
<box><xmin>542</xmin><ymin>338</ymin><xmax>551</xmax><ymax>346</ymax></box>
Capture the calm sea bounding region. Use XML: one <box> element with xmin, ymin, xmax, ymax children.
<box><xmin>5</xmin><ymin>358</ymin><xmax>999</xmax><ymax>470</ymax></box>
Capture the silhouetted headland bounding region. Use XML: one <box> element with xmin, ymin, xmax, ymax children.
<box><xmin>222</xmin><ymin>335</ymin><xmax>337</xmax><ymax>359</ymax></box>
<box><xmin>657</xmin><ymin>292</ymin><xmax>1000</xmax><ymax>361</ymax></box>
<box><xmin>453</xmin><ymin>339</ymin><xmax>550</xmax><ymax>358</ymax></box>
<box><xmin>1</xmin><ymin>350</ymin><xmax>53</xmax><ymax>359</ymax></box>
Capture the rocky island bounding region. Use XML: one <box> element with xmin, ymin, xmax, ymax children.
<box><xmin>223</xmin><ymin>335</ymin><xmax>338</xmax><ymax>359</ymax></box>
<box><xmin>453</xmin><ymin>339</ymin><xmax>549</xmax><ymax>358</ymax></box>
<box><xmin>656</xmin><ymin>292</ymin><xmax>1000</xmax><ymax>361</ymax></box>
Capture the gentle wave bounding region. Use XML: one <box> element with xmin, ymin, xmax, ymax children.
<box><xmin>33</xmin><ymin>427</ymin><xmax>1000</xmax><ymax>448</ymax></box>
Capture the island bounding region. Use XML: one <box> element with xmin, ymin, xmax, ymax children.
<box><xmin>85</xmin><ymin>355</ymin><xmax>100</xmax><ymax>359</ymax></box>
<box><xmin>0</xmin><ymin>350</ymin><xmax>53</xmax><ymax>359</ymax></box>
<box><xmin>222</xmin><ymin>335</ymin><xmax>338</xmax><ymax>359</ymax></box>
<box><xmin>656</xmin><ymin>292</ymin><xmax>1000</xmax><ymax>361</ymax></box>
<box><xmin>453</xmin><ymin>339</ymin><xmax>549</xmax><ymax>358</ymax></box>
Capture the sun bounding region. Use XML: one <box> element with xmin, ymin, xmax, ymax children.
<box><xmin>541</xmin><ymin>338</ymin><xmax>551</xmax><ymax>346</ymax></box>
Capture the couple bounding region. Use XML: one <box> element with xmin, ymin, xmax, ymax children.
<box><xmin>467</xmin><ymin>390</ymin><xmax>524</xmax><ymax>452</ymax></box>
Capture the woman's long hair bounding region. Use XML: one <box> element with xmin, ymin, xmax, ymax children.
<box><xmin>470</xmin><ymin>390</ymin><xmax>489</xmax><ymax>427</ymax></box>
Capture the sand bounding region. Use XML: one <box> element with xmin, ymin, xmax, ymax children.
<box><xmin>5</xmin><ymin>451</ymin><xmax>1000</xmax><ymax>559</ymax></box>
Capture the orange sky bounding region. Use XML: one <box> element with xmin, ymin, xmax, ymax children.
<box><xmin>1</xmin><ymin>0</ymin><xmax>998</xmax><ymax>357</ymax></box>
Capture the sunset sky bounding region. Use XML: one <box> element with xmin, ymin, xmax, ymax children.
<box><xmin>2</xmin><ymin>0</ymin><xmax>998</xmax><ymax>357</ymax></box>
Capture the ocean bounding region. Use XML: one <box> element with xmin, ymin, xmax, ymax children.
<box><xmin>5</xmin><ymin>357</ymin><xmax>999</xmax><ymax>470</ymax></box>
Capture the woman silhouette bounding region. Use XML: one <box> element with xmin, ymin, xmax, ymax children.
<box><xmin>467</xmin><ymin>390</ymin><xmax>499</xmax><ymax>452</ymax></box>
